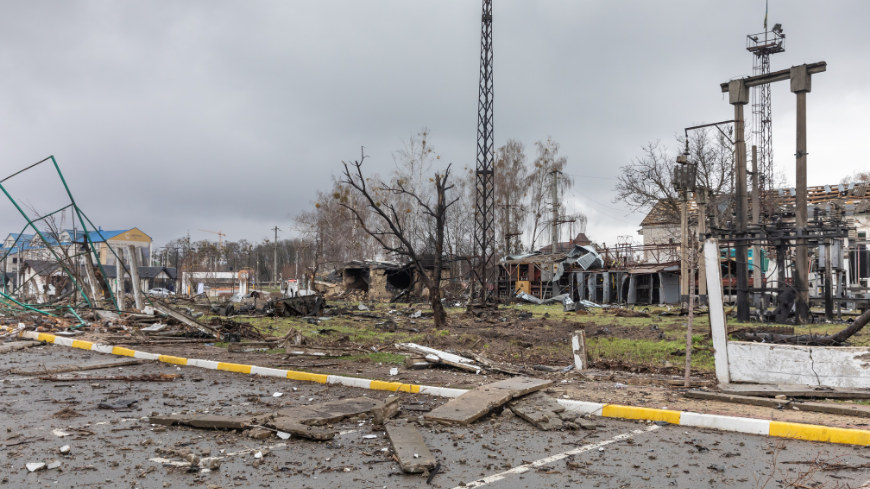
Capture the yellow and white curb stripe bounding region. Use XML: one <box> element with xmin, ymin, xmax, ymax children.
<box><xmin>21</xmin><ymin>332</ymin><xmax>465</xmax><ymax>397</ymax></box>
<box><xmin>21</xmin><ymin>332</ymin><xmax>870</xmax><ymax>447</ymax></box>
<box><xmin>558</xmin><ymin>400</ymin><xmax>870</xmax><ymax>447</ymax></box>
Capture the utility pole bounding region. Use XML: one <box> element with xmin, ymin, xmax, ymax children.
<box><xmin>696</xmin><ymin>187</ymin><xmax>708</xmax><ymax>305</ymax></box>
<box><xmin>550</xmin><ymin>170</ymin><xmax>561</xmax><ymax>255</ymax></box>
<box><xmin>728</xmin><ymin>79</ymin><xmax>750</xmax><ymax>322</ymax></box>
<box><xmin>272</xmin><ymin>226</ymin><xmax>280</xmax><ymax>288</ymax></box>
<box><xmin>550</xmin><ymin>170</ymin><xmax>561</xmax><ymax>297</ymax></box>
<box><xmin>791</xmin><ymin>65</ymin><xmax>811</xmax><ymax>324</ymax></box>
<box><xmin>680</xmin><ymin>186</ymin><xmax>689</xmax><ymax>306</ymax></box>
<box><xmin>824</xmin><ymin>239</ymin><xmax>834</xmax><ymax>321</ymax></box>
<box><xmin>472</xmin><ymin>0</ymin><xmax>495</xmax><ymax>306</ymax></box>
<box><xmin>751</xmin><ymin>145</ymin><xmax>761</xmax><ymax>314</ymax></box>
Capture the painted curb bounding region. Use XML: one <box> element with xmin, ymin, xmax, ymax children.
<box><xmin>21</xmin><ymin>332</ymin><xmax>466</xmax><ymax>398</ymax></box>
<box><xmin>557</xmin><ymin>399</ymin><xmax>870</xmax><ymax>446</ymax></box>
<box><xmin>21</xmin><ymin>332</ymin><xmax>870</xmax><ymax>447</ymax></box>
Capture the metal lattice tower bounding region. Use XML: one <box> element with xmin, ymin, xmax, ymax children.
<box><xmin>746</xmin><ymin>25</ymin><xmax>785</xmax><ymax>212</ymax></box>
<box><xmin>473</xmin><ymin>0</ymin><xmax>495</xmax><ymax>304</ymax></box>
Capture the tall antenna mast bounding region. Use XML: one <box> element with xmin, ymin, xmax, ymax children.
<box><xmin>473</xmin><ymin>0</ymin><xmax>495</xmax><ymax>305</ymax></box>
<box><xmin>746</xmin><ymin>5</ymin><xmax>785</xmax><ymax>212</ymax></box>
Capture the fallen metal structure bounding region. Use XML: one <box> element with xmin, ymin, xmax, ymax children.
<box><xmin>273</xmin><ymin>295</ymin><xmax>325</xmax><ymax>317</ymax></box>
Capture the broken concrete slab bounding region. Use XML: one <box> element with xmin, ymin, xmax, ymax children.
<box><xmin>276</xmin><ymin>397</ymin><xmax>380</xmax><ymax>426</ymax></box>
<box><xmin>148</xmin><ymin>414</ymin><xmax>254</xmax><ymax>430</ymax></box>
<box><xmin>385</xmin><ymin>421</ymin><xmax>436</xmax><ymax>474</ymax></box>
<box><xmin>267</xmin><ymin>418</ymin><xmax>335</xmax><ymax>440</ymax></box>
<box><xmin>508</xmin><ymin>391</ymin><xmax>565</xmax><ymax>431</ymax></box>
<box><xmin>371</xmin><ymin>396</ymin><xmax>400</xmax><ymax>425</ymax></box>
<box><xmin>425</xmin><ymin>377</ymin><xmax>552</xmax><ymax>426</ymax></box>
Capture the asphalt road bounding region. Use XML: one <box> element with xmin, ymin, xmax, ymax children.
<box><xmin>1</xmin><ymin>344</ymin><xmax>868</xmax><ymax>488</ymax></box>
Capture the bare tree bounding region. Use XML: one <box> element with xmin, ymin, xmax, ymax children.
<box><xmin>840</xmin><ymin>170</ymin><xmax>870</xmax><ymax>185</ymax></box>
<box><xmin>495</xmin><ymin>139</ymin><xmax>528</xmax><ymax>255</ymax></box>
<box><xmin>613</xmin><ymin>127</ymin><xmax>736</xmax><ymax>227</ymax></box>
<box><xmin>339</xmin><ymin>148</ymin><xmax>457</xmax><ymax>328</ymax></box>
<box><xmin>525</xmin><ymin>138</ymin><xmax>573</xmax><ymax>252</ymax></box>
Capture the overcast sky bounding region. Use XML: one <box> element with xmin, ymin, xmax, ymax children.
<box><xmin>1</xmin><ymin>1</ymin><xmax>868</xmax><ymax>251</ymax></box>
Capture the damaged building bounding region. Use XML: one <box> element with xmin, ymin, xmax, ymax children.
<box><xmin>341</xmin><ymin>258</ymin><xmax>451</xmax><ymax>301</ymax></box>
<box><xmin>499</xmin><ymin>243</ymin><xmax>682</xmax><ymax>306</ymax></box>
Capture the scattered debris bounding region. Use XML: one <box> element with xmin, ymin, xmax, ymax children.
<box><xmin>98</xmin><ymin>399</ymin><xmax>139</xmax><ymax>410</ymax></box>
<box><xmin>274</xmin><ymin>295</ymin><xmax>325</xmax><ymax>317</ymax></box>
<box><xmin>52</xmin><ymin>407</ymin><xmax>83</xmax><ymax>419</ymax></box>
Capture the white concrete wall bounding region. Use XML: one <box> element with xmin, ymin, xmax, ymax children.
<box><xmin>727</xmin><ymin>341</ymin><xmax>870</xmax><ymax>388</ymax></box>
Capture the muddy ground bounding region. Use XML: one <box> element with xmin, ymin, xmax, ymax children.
<box><xmin>2</xmin><ymin>345</ymin><xmax>869</xmax><ymax>489</ymax></box>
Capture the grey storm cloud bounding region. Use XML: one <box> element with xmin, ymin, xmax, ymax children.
<box><xmin>0</xmin><ymin>1</ymin><xmax>868</xmax><ymax>248</ymax></box>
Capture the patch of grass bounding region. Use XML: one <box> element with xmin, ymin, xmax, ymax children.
<box><xmin>586</xmin><ymin>335</ymin><xmax>715</xmax><ymax>372</ymax></box>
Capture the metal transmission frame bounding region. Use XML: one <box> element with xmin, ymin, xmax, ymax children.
<box><xmin>747</xmin><ymin>25</ymin><xmax>785</xmax><ymax>211</ymax></box>
<box><xmin>473</xmin><ymin>0</ymin><xmax>495</xmax><ymax>304</ymax></box>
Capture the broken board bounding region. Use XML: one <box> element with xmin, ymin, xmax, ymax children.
<box><xmin>719</xmin><ymin>383</ymin><xmax>870</xmax><ymax>399</ymax></box>
<box><xmin>425</xmin><ymin>377</ymin><xmax>552</xmax><ymax>426</ymax></box>
<box><xmin>385</xmin><ymin>421</ymin><xmax>436</xmax><ymax>473</ymax></box>
<box><xmin>687</xmin><ymin>390</ymin><xmax>870</xmax><ymax>418</ymax></box>
<box><xmin>508</xmin><ymin>391</ymin><xmax>566</xmax><ymax>430</ymax></box>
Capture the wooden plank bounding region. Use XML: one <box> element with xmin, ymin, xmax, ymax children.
<box><xmin>719</xmin><ymin>383</ymin><xmax>870</xmax><ymax>399</ymax></box>
<box><xmin>424</xmin><ymin>377</ymin><xmax>552</xmax><ymax>426</ymax></box>
<box><xmin>152</xmin><ymin>300</ymin><xmax>219</xmax><ymax>338</ymax></box>
<box><xmin>686</xmin><ymin>390</ymin><xmax>870</xmax><ymax>418</ymax></box>
<box><xmin>10</xmin><ymin>359</ymin><xmax>143</xmax><ymax>376</ymax></box>
<box><xmin>385</xmin><ymin>422</ymin><xmax>436</xmax><ymax>474</ymax></box>
<box><xmin>572</xmin><ymin>330</ymin><xmax>587</xmax><ymax>370</ymax></box>
<box><xmin>508</xmin><ymin>391</ymin><xmax>565</xmax><ymax>430</ymax></box>
<box><xmin>227</xmin><ymin>342</ymin><xmax>279</xmax><ymax>353</ymax></box>
<box><xmin>685</xmin><ymin>390</ymin><xmax>783</xmax><ymax>408</ymax></box>
<box><xmin>796</xmin><ymin>401</ymin><xmax>870</xmax><ymax>418</ymax></box>
<box><xmin>0</xmin><ymin>341</ymin><xmax>40</xmax><ymax>354</ymax></box>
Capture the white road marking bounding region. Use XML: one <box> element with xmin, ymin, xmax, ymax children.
<box><xmin>450</xmin><ymin>425</ymin><xmax>660</xmax><ymax>489</ymax></box>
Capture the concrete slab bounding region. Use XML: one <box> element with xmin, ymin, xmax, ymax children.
<box><xmin>508</xmin><ymin>391</ymin><xmax>566</xmax><ymax>430</ymax></box>
<box><xmin>425</xmin><ymin>377</ymin><xmax>551</xmax><ymax>426</ymax></box>
<box><xmin>385</xmin><ymin>421</ymin><xmax>436</xmax><ymax>473</ymax></box>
